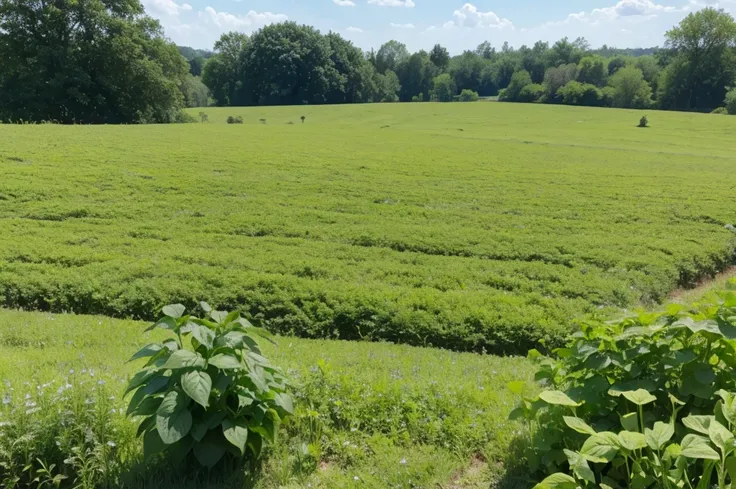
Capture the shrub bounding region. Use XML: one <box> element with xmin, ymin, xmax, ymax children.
<box><xmin>609</xmin><ymin>66</ymin><xmax>653</xmax><ymax>109</ymax></box>
<box><xmin>557</xmin><ymin>81</ymin><xmax>604</xmax><ymax>107</ymax></box>
<box><xmin>198</xmin><ymin>112</ymin><xmax>209</xmax><ymax>123</ymax></box>
<box><xmin>518</xmin><ymin>84</ymin><xmax>546</xmax><ymax>103</ymax></box>
<box><xmin>712</xmin><ymin>107</ymin><xmax>729</xmax><ymax>115</ymax></box>
<box><xmin>430</xmin><ymin>73</ymin><xmax>456</xmax><ymax>102</ymax></box>
<box><xmin>126</xmin><ymin>303</ymin><xmax>294</xmax><ymax>468</ymax></box>
<box><xmin>512</xmin><ymin>291</ymin><xmax>736</xmax><ymax>487</ymax></box>
<box><xmin>301</xmin><ymin>116</ymin><xmax>306</xmax><ymax>123</ymax></box>
<box><xmin>500</xmin><ymin>70</ymin><xmax>533</xmax><ymax>102</ymax></box>
<box><xmin>639</xmin><ymin>115</ymin><xmax>649</xmax><ymax>127</ymax></box>
<box><xmin>174</xmin><ymin>111</ymin><xmax>198</xmax><ymax>124</ymax></box>
<box><xmin>227</xmin><ymin>116</ymin><xmax>244</xmax><ymax>124</ymax></box>
<box><xmin>411</xmin><ymin>93</ymin><xmax>425</xmax><ymax>102</ymax></box>
<box><xmin>725</xmin><ymin>88</ymin><xmax>736</xmax><ymax>115</ymax></box>
<box><xmin>458</xmin><ymin>89</ymin><xmax>479</xmax><ymax>102</ymax></box>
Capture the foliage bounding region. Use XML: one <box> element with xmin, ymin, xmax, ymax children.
<box><xmin>126</xmin><ymin>304</ymin><xmax>293</xmax><ymax>468</ymax></box>
<box><xmin>513</xmin><ymin>289</ymin><xmax>736</xmax><ymax>486</ymax></box>
<box><xmin>500</xmin><ymin>70</ymin><xmax>533</xmax><ymax>102</ymax></box>
<box><xmin>712</xmin><ymin>107</ymin><xmax>729</xmax><ymax>114</ymax></box>
<box><xmin>726</xmin><ymin>88</ymin><xmax>736</xmax><ymax>115</ymax></box>
<box><xmin>375</xmin><ymin>40</ymin><xmax>410</xmax><ymax>75</ymax></box>
<box><xmin>557</xmin><ymin>82</ymin><xmax>605</xmax><ymax>107</ymax></box>
<box><xmin>519</xmin><ymin>84</ymin><xmax>547</xmax><ymax>103</ymax></box>
<box><xmin>458</xmin><ymin>89</ymin><xmax>480</xmax><ymax>102</ymax></box>
<box><xmin>543</xmin><ymin>64</ymin><xmax>579</xmax><ymax>101</ymax></box>
<box><xmin>660</xmin><ymin>8</ymin><xmax>736</xmax><ymax>111</ymax></box>
<box><xmin>226</xmin><ymin>115</ymin><xmax>243</xmax><ymax>124</ymax></box>
<box><xmin>174</xmin><ymin>111</ymin><xmax>198</xmax><ymax>124</ymax></box>
<box><xmin>0</xmin><ymin>0</ymin><xmax>189</xmax><ymax>124</ymax></box>
<box><xmin>1</xmin><ymin>103</ymin><xmax>736</xmax><ymax>354</ymax></box>
<box><xmin>639</xmin><ymin>115</ymin><xmax>649</xmax><ymax>127</ymax></box>
<box><xmin>0</xmin><ymin>308</ymin><xmax>530</xmax><ymax>488</ymax></box>
<box><xmin>430</xmin><ymin>74</ymin><xmax>456</xmax><ymax>102</ymax></box>
<box><xmin>429</xmin><ymin>44</ymin><xmax>451</xmax><ymax>71</ymax></box>
<box><xmin>577</xmin><ymin>56</ymin><xmax>608</xmax><ymax>87</ymax></box>
<box><xmin>201</xmin><ymin>32</ymin><xmax>249</xmax><ymax>107</ymax></box>
<box><xmin>181</xmin><ymin>76</ymin><xmax>211</xmax><ymax>108</ymax></box>
<box><xmin>609</xmin><ymin>66</ymin><xmax>653</xmax><ymax>109</ymax></box>
<box><xmin>397</xmin><ymin>51</ymin><xmax>439</xmax><ymax>102</ymax></box>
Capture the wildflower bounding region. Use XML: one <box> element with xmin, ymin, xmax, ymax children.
<box><xmin>25</xmin><ymin>401</ymin><xmax>37</xmax><ymax>408</ymax></box>
<box><xmin>107</xmin><ymin>441</ymin><xmax>117</xmax><ymax>448</ymax></box>
<box><xmin>354</xmin><ymin>476</ymin><xmax>359</xmax><ymax>481</ymax></box>
<box><xmin>97</xmin><ymin>380</ymin><xmax>106</xmax><ymax>385</ymax></box>
<box><xmin>399</xmin><ymin>458</ymin><xmax>407</xmax><ymax>465</ymax></box>
<box><xmin>69</xmin><ymin>369</ymin><xmax>74</xmax><ymax>375</ymax></box>
<box><xmin>2</xmin><ymin>394</ymin><xmax>10</xmax><ymax>405</ymax></box>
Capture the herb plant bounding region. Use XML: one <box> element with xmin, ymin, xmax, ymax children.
<box><xmin>126</xmin><ymin>303</ymin><xmax>294</xmax><ymax>468</ymax></box>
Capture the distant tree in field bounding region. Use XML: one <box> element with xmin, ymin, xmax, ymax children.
<box><xmin>726</xmin><ymin>88</ymin><xmax>736</xmax><ymax>114</ymax></box>
<box><xmin>489</xmin><ymin>56</ymin><xmax>516</xmax><ymax>90</ymax></box>
<box><xmin>374</xmin><ymin>70</ymin><xmax>401</xmax><ymax>102</ymax></box>
<box><xmin>202</xmin><ymin>32</ymin><xmax>249</xmax><ymax>106</ymax></box>
<box><xmin>577</xmin><ymin>56</ymin><xmax>608</xmax><ymax>87</ymax></box>
<box><xmin>475</xmin><ymin>41</ymin><xmax>495</xmax><ymax>60</ymax></box>
<box><xmin>659</xmin><ymin>8</ymin><xmax>736</xmax><ymax>111</ymax></box>
<box><xmin>609</xmin><ymin>66</ymin><xmax>653</xmax><ymax>109</ymax></box>
<box><xmin>607</xmin><ymin>56</ymin><xmax>631</xmax><ymax>76</ymax></box>
<box><xmin>558</xmin><ymin>81</ymin><xmax>605</xmax><ymax>106</ymax></box>
<box><xmin>543</xmin><ymin>64</ymin><xmax>578</xmax><ymax>100</ymax></box>
<box><xmin>431</xmin><ymin>74</ymin><xmax>456</xmax><ymax>102</ymax></box>
<box><xmin>519</xmin><ymin>83</ymin><xmax>546</xmax><ymax>103</ymax></box>
<box><xmin>448</xmin><ymin>51</ymin><xmax>488</xmax><ymax>95</ymax></box>
<box><xmin>458</xmin><ymin>89</ymin><xmax>480</xmax><ymax>102</ymax></box>
<box><xmin>0</xmin><ymin>0</ymin><xmax>188</xmax><ymax>123</ymax></box>
<box><xmin>181</xmin><ymin>76</ymin><xmax>211</xmax><ymax>107</ymax></box>
<box><xmin>500</xmin><ymin>70</ymin><xmax>533</xmax><ymax>101</ymax></box>
<box><xmin>375</xmin><ymin>40</ymin><xmax>410</xmax><ymax>74</ymax></box>
<box><xmin>325</xmin><ymin>32</ymin><xmax>377</xmax><ymax>104</ymax></box>
<box><xmin>519</xmin><ymin>41</ymin><xmax>549</xmax><ymax>83</ymax></box>
<box><xmin>429</xmin><ymin>44</ymin><xmax>451</xmax><ymax>70</ymax></box>
<box><xmin>547</xmin><ymin>37</ymin><xmax>585</xmax><ymax>66</ymax></box>
<box><xmin>634</xmin><ymin>56</ymin><xmax>661</xmax><ymax>94</ymax></box>
<box><xmin>238</xmin><ymin>23</ymin><xmax>337</xmax><ymax>106</ymax></box>
<box><xmin>396</xmin><ymin>51</ymin><xmax>438</xmax><ymax>102</ymax></box>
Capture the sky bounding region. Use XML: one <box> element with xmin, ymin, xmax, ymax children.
<box><xmin>144</xmin><ymin>0</ymin><xmax>734</xmax><ymax>53</ymax></box>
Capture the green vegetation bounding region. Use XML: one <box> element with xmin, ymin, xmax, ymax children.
<box><xmin>1</xmin><ymin>103</ymin><xmax>736</xmax><ymax>353</ymax></box>
<box><xmin>0</xmin><ymin>308</ymin><xmax>530</xmax><ymax>488</ymax></box>
<box><xmin>513</xmin><ymin>284</ymin><xmax>736</xmax><ymax>487</ymax></box>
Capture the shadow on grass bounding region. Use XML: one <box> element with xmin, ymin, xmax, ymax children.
<box><xmin>491</xmin><ymin>435</ymin><xmax>537</xmax><ymax>489</ymax></box>
<box><xmin>118</xmin><ymin>456</ymin><xmax>264</xmax><ymax>489</ymax></box>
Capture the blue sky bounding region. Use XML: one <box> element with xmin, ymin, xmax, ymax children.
<box><xmin>145</xmin><ymin>0</ymin><xmax>732</xmax><ymax>52</ymax></box>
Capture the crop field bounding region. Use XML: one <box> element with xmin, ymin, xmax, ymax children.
<box><xmin>0</xmin><ymin>309</ymin><xmax>531</xmax><ymax>488</ymax></box>
<box><xmin>1</xmin><ymin>103</ymin><xmax>736</xmax><ymax>353</ymax></box>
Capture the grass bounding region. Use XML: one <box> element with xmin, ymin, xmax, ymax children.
<box><xmin>0</xmin><ymin>308</ymin><xmax>533</xmax><ymax>488</ymax></box>
<box><xmin>1</xmin><ymin>103</ymin><xmax>736</xmax><ymax>353</ymax></box>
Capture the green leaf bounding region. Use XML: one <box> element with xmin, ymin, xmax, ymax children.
<box><xmin>210</xmin><ymin>310</ymin><xmax>228</xmax><ymax>324</ymax></box>
<box><xmin>156</xmin><ymin>391</ymin><xmax>192</xmax><ymax>445</ymax></box>
<box><xmin>162</xmin><ymin>304</ymin><xmax>186</xmax><ymax>319</ymax></box>
<box><xmin>193</xmin><ymin>431</ymin><xmax>228</xmax><ymax>468</ymax></box>
<box><xmin>128</xmin><ymin>343</ymin><xmax>163</xmax><ymax>362</ymax></box>
<box><xmin>682</xmin><ymin>415</ymin><xmax>715</xmax><ymax>435</ymax></box>
<box><xmin>146</xmin><ymin>316</ymin><xmax>177</xmax><ymax>332</ymax></box>
<box><xmin>130</xmin><ymin>396</ymin><xmax>163</xmax><ymax>417</ymax></box>
<box><xmin>181</xmin><ymin>371</ymin><xmax>211</xmax><ymax>408</ymax></box>
<box><xmin>143</xmin><ymin>428</ymin><xmax>167</xmax><ymax>459</ymax></box>
<box><xmin>125</xmin><ymin>368</ymin><xmax>158</xmax><ymax>396</ymax></box>
<box><xmin>222</xmin><ymin>418</ymin><xmax>249</xmax><ymax>455</ymax></box>
<box><xmin>539</xmin><ymin>390</ymin><xmax>581</xmax><ymax>407</ymax></box>
<box><xmin>208</xmin><ymin>353</ymin><xmax>241</xmax><ymax>370</ymax></box>
<box><xmin>708</xmin><ymin>420</ymin><xmax>734</xmax><ymax>455</ymax></box>
<box><xmin>581</xmin><ymin>432</ymin><xmax>620</xmax><ymax>463</ymax></box>
<box><xmin>621</xmin><ymin>412</ymin><xmax>639</xmax><ymax>432</ymax></box>
<box><xmin>161</xmin><ymin>350</ymin><xmax>205</xmax><ymax>370</ymax></box>
<box><xmin>274</xmin><ymin>393</ymin><xmax>294</xmax><ymax>416</ymax></box>
<box><xmin>215</xmin><ymin>331</ymin><xmax>247</xmax><ymax>349</ymax></box>
<box><xmin>645</xmin><ymin>422</ymin><xmax>674</xmax><ymax>451</ymax></box>
<box><xmin>717</xmin><ymin>390</ymin><xmax>736</xmax><ymax>425</ymax></box>
<box><xmin>200</xmin><ymin>301</ymin><xmax>212</xmax><ymax>313</ymax></box>
<box><xmin>191</xmin><ymin>324</ymin><xmax>215</xmax><ymax>351</ymax></box>
<box><xmin>563</xmin><ymin>450</ymin><xmax>595</xmax><ymax>484</ymax></box>
<box><xmin>563</xmin><ymin>416</ymin><xmax>596</xmax><ymax>435</ymax></box>
<box><xmin>681</xmin><ymin>434</ymin><xmax>719</xmax><ymax>460</ymax></box>
<box><xmin>533</xmin><ymin>473</ymin><xmax>577</xmax><ymax>489</ymax></box>
<box><xmin>507</xmin><ymin>381</ymin><xmax>525</xmax><ymax>395</ymax></box>
<box><xmin>248</xmin><ymin>326</ymin><xmax>276</xmax><ymax>345</ymax></box>
<box><xmin>621</xmin><ymin>389</ymin><xmax>656</xmax><ymax>406</ymax></box>
<box><xmin>725</xmin><ymin>456</ymin><xmax>736</xmax><ymax>484</ymax></box>
<box><xmin>190</xmin><ymin>419</ymin><xmax>208</xmax><ymax>442</ymax></box>
<box><xmin>619</xmin><ymin>431</ymin><xmax>647</xmax><ymax>451</ymax></box>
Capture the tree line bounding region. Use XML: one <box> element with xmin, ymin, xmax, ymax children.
<box><xmin>1</xmin><ymin>0</ymin><xmax>735</xmax><ymax>124</ymax></box>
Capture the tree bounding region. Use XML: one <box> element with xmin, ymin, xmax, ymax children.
<box><xmin>458</xmin><ymin>89</ymin><xmax>479</xmax><ymax>101</ymax></box>
<box><xmin>608</xmin><ymin>66</ymin><xmax>652</xmax><ymax>108</ymax></box>
<box><xmin>520</xmin><ymin>41</ymin><xmax>549</xmax><ymax>84</ymax></box>
<box><xmin>634</xmin><ymin>55</ymin><xmax>661</xmax><ymax>95</ymax></box>
<box><xmin>475</xmin><ymin>41</ymin><xmax>495</xmax><ymax>60</ymax></box>
<box><xmin>500</xmin><ymin>70</ymin><xmax>533</xmax><ymax>101</ymax></box>
<box><xmin>325</xmin><ymin>32</ymin><xmax>377</xmax><ymax>104</ymax></box>
<box><xmin>448</xmin><ymin>51</ymin><xmax>487</xmax><ymax>95</ymax></box>
<box><xmin>189</xmin><ymin>56</ymin><xmax>206</xmax><ymax>76</ymax></box>
<box><xmin>430</xmin><ymin>44</ymin><xmax>450</xmax><ymax>70</ymax></box>
<box><xmin>726</xmin><ymin>88</ymin><xmax>736</xmax><ymax>114</ymax></box>
<box><xmin>607</xmin><ymin>56</ymin><xmax>631</xmax><ymax>76</ymax></box>
<box><xmin>396</xmin><ymin>50</ymin><xmax>438</xmax><ymax>102</ymax></box>
<box><xmin>238</xmin><ymin>23</ymin><xmax>337</xmax><ymax>106</ymax></box>
<box><xmin>201</xmin><ymin>32</ymin><xmax>249</xmax><ymax>106</ymax></box>
<box><xmin>543</xmin><ymin>64</ymin><xmax>578</xmax><ymax>100</ymax></box>
<box><xmin>0</xmin><ymin>0</ymin><xmax>188</xmax><ymax>123</ymax></box>
<box><xmin>376</xmin><ymin>40</ymin><xmax>410</xmax><ymax>74</ymax></box>
<box><xmin>181</xmin><ymin>75</ymin><xmax>210</xmax><ymax>107</ymax></box>
<box><xmin>548</xmin><ymin>37</ymin><xmax>584</xmax><ymax>66</ymax></box>
<box><xmin>431</xmin><ymin>73</ymin><xmax>455</xmax><ymax>102</ymax></box>
<box><xmin>374</xmin><ymin>70</ymin><xmax>400</xmax><ymax>102</ymax></box>
<box><xmin>660</xmin><ymin>7</ymin><xmax>736</xmax><ymax>110</ymax></box>
<box><xmin>577</xmin><ymin>56</ymin><xmax>608</xmax><ymax>87</ymax></box>
<box><xmin>557</xmin><ymin>81</ymin><xmax>604</xmax><ymax>106</ymax></box>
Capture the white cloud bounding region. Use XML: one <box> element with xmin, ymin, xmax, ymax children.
<box><xmin>555</xmin><ymin>0</ymin><xmax>677</xmax><ymax>25</ymax></box>
<box><xmin>334</xmin><ymin>0</ymin><xmax>356</xmax><ymax>6</ymax></box>
<box><xmin>368</xmin><ymin>0</ymin><xmax>415</xmax><ymax>7</ymax></box>
<box><xmin>199</xmin><ymin>7</ymin><xmax>287</xmax><ymax>30</ymax></box>
<box><xmin>390</xmin><ymin>22</ymin><xmax>416</xmax><ymax>28</ymax></box>
<box><xmin>346</xmin><ymin>26</ymin><xmax>364</xmax><ymax>32</ymax></box>
<box><xmin>143</xmin><ymin>0</ymin><xmax>192</xmax><ymax>17</ymax></box>
<box><xmin>444</xmin><ymin>3</ymin><xmax>513</xmax><ymax>29</ymax></box>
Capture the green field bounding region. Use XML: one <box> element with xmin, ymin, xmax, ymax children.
<box><xmin>0</xmin><ymin>309</ymin><xmax>531</xmax><ymax>488</ymax></box>
<box><xmin>1</xmin><ymin>103</ymin><xmax>735</xmax><ymax>353</ymax></box>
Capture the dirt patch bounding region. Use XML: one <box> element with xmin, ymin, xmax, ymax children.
<box><xmin>445</xmin><ymin>454</ymin><xmax>488</xmax><ymax>489</ymax></box>
<box><xmin>669</xmin><ymin>265</ymin><xmax>736</xmax><ymax>302</ymax></box>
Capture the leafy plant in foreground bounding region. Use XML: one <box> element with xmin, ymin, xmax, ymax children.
<box><xmin>126</xmin><ymin>303</ymin><xmax>294</xmax><ymax>468</ymax></box>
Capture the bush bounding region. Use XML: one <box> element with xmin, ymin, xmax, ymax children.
<box><xmin>458</xmin><ymin>89</ymin><xmax>479</xmax><ymax>102</ymax></box>
<box><xmin>712</xmin><ymin>107</ymin><xmax>729</xmax><ymax>115</ymax></box>
<box><xmin>430</xmin><ymin>73</ymin><xmax>455</xmax><ymax>102</ymax></box>
<box><xmin>519</xmin><ymin>84</ymin><xmax>546</xmax><ymax>103</ymax></box>
<box><xmin>639</xmin><ymin>115</ymin><xmax>649</xmax><ymax>127</ymax></box>
<box><xmin>227</xmin><ymin>116</ymin><xmax>243</xmax><ymax>124</ymax></box>
<box><xmin>198</xmin><ymin>112</ymin><xmax>209</xmax><ymax>123</ymax></box>
<box><xmin>725</xmin><ymin>88</ymin><xmax>736</xmax><ymax>115</ymax></box>
<box><xmin>127</xmin><ymin>304</ymin><xmax>294</xmax><ymax>468</ymax></box>
<box><xmin>411</xmin><ymin>93</ymin><xmax>425</xmax><ymax>102</ymax></box>
<box><xmin>557</xmin><ymin>81</ymin><xmax>604</xmax><ymax>107</ymax></box>
<box><xmin>500</xmin><ymin>70</ymin><xmax>533</xmax><ymax>102</ymax></box>
<box><xmin>174</xmin><ymin>111</ymin><xmax>198</xmax><ymax>124</ymax></box>
<box><xmin>512</xmin><ymin>291</ymin><xmax>736</xmax><ymax>487</ymax></box>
